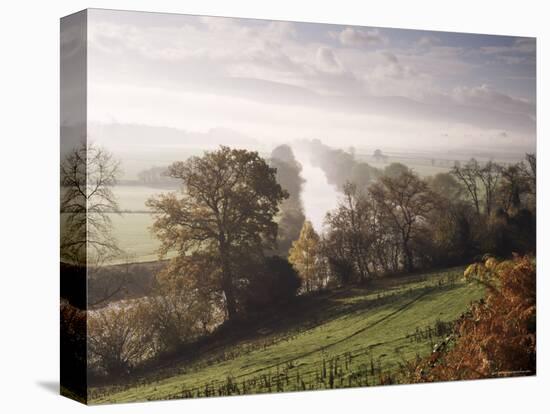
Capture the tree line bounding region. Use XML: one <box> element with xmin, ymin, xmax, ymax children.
<box><xmin>288</xmin><ymin>148</ymin><xmax>536</xmax><ymax>290</ymax></box>
<box><xmin>61</xmin><ymin>141</ymin><xmax>535</xmax><ymax>381</ymax></box>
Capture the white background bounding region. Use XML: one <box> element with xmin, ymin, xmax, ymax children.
<box><xmin>0</xmin><ymin>0</ymin><xmax>547</xmax><ymax>412</ymax></box>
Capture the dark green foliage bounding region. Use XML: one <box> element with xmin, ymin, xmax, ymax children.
<box><xmin>244</xmin><ymin>256</ymin><xmax>302</xmax><ymax>312</ymax></box>
<box><xmin>481</xmin><ymin>208</ymin><xmax>536</xmax><ymax>256</ymax></box>
<box><xmin>325</xmin><ymin>256</ymin><xmax>354</xmax><ymax>285</ymax></box>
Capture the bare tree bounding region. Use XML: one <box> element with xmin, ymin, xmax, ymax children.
<box><xmin>60</xmin><ymin>141</ymin><xmax>122</xmax><ymax>265</ymax></box>
<box><xmin>88</xmin><ymin>303</ymin><xmax>155</xmax><ymax>376</ymax></box>
<box><xmin>324</xmin><ymin>183</ymin><xmax>376</xmax><ymax>283</ymax></box>
<box><xmin>452</xmin><ymin>159</ymin><xmax>482</xmax><ymax>216</ymax></box>
<box><xmin>452</xmin><ymin>159</ymin><xmax>502</xmax><ymax>217</ymax></box>
<box><xmin>525</xmin><ymin>153</ymin><xmax>536</xmax><ymax>193</ymax></box>
<box><xmin>477</xmin><ymin>161</ymin><xmax>501</xmax><ymax>216</ymax></box>
<box><xmin>369</xmin><ymin>170</ymin><xmax>438</xmax><ymax>272</ymax></box>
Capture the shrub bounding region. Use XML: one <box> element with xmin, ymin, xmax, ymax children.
<box><xmin>244</xmin><ymin>256</ymin><xmax>301</xmax><ymax>312</ymax></box>
<box><xmin>405</xmin><ymin>255</ymin><xmax>536</xmax><ymax>382</ymax></box>
<box><xmin>88</xmin><ymin>302</ymin><xmax>156</xmax><ymax>378</ymax></box>
<box><xmin>148</xmin><ymin>288</ymin><xmax>216</xmax><ymax>353</ymax></box>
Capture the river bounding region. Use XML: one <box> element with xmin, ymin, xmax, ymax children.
<box><xmin>293</xmin><ymin>150</ymin><xmax>340</xmax><ymax>234</ymax></box>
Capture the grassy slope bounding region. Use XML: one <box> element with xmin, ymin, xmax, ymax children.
<box><xmin>90</xmin><ymin>267</ymin><xmax>484</xmax><ymax>404</ymax></box>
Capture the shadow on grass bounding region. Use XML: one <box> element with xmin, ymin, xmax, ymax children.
<box><xmin>89</xmin><ymin>271</ymin><xmax>467</xmax><ymax>394</ymax></box>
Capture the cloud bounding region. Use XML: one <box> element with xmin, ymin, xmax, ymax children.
<box><xmin>382</xmin><ymin>51</ymin><xmax>399</xmax><ymax>65</ymax></box>
<box><xmin>513</xmin><ymin>38</ymin><xmax>536</xmax><ymax>53</ymax></box>
<box><xmin>481</xmin><ymin>38</ymin><xmax>536</xmax><ymax>56</ymax></box>
<box><xmin>86</xmin><ymin>10</ymin><xmax>536</xmax><ymax>148</ymax></box>
<box><xmin>333</xmin><ymin>27</ymin><xmax>388</xmax><ymax>47</ymax></box>
<box><xmin>366</xmin><ymin>52</ymin><xmax>423</xmax><ymax>94</ymax></box>
<box><xmin>377</xmin><ymin>52</ymin><xmax>418</xmax><ymax>79</ymax></box>
<box><xmin>316</xmin><ymin>46</ymin><xmax>343</xmax><ymax>73</ymax></box>
<box><xmin>88</xmin><ymin>16</ymin><xmax>298</xmax><ymax>64</ymax></box>
<box><xmin>415</xmin><ymin>35</ymin><xmax>441</xmax><ymax>48</ymax></box>
<box><xmin>451</xmin><ymin>84</ymin><xmax>535</xmax><ymax>118</ymax></box>
<box><xmin>477</xmin><ymin>37</ymin><xmax>536</xmax><ymax>66</ymax></box>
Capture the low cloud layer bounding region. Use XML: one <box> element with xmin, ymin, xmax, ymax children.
<box><xmin>333</xmin><ymin>27</ymin><xmax>388</xmax><ymax>47</ymax></box>
<box><xmin>85</xmin><ymin>9</ymin><xmax>536</xmax><ymax>152</ymax></box>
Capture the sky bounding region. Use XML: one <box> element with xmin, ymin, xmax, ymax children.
<box><xmin>86</xmin><ymin>8</ymin><xmax>536</xmax><ymax>152</ymax></box>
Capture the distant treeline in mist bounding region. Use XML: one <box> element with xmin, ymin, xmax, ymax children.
<box><xmin>136</xmin><ymin>166</ymin><xmax>179</xmax><ymax>188</ymax></box>
<box><xmin>301</xmin><ymin>139</ymin><xmax>381</xmax><ymax>190</ymax></box>
<box><xmin>269</xmin><ymin>145</ymin><xmax>306</xmax><ymax>255</ymax></box>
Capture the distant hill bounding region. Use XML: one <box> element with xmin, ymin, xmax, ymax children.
<box><xmin>88</xmin><ymin>123</ymin><xmax>261</xmax><ymax>151</ymax></box>
<box><xmin>84</xmin><ymin>123</ymin><xmax>263</xmax><ymax>179</ymax></box>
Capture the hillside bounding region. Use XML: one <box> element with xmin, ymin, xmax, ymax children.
<box><xmin>90</xmin><ymin>266</ymin><xmax>485</xmax><ymax>404</ymax></box>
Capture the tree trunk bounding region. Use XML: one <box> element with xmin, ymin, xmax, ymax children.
<box><xmin>222</xmin><ymin>275</ymin><xmax>238</xmax><ymax>320</ymax></box>
<box><xmin>403</xmin><ymin>242</ymin><xmax>414</xmax><ymax>273</ymax></box>
<box><xmin>219</xmin><ymin>242</ymin><xmax>238</xmax><ymax>320</ymax></box>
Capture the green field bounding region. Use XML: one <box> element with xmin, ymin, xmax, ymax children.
<box><xmin>114</xmin><ymin>185</ymin><xmax>159</xmax><ymax>211</ymax></box>
<box><xmin>109</xmin><ymin>185</ymin><xmax>172</xmax><ymax>263</ymax></box>
<box><xmin>109</xmin><ymin>213</ymin><xmax>160</xmax><ymax>263</ymax></box>
<box><xmin>89</xmin><ymin>267</ymin><xmax>484</xmax><ymax>404</ymax></box>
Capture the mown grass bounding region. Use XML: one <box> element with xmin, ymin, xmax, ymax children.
<box><xmin>89</xmin><ymin>267</ymin><xmax>485</xmax><ymax>404</ymax></box>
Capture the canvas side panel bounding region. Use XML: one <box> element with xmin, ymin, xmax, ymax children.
<box><xmin>60</xmin><ymin>9</ymin><xmax>88</xmax><ymax>404</ymax></box>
